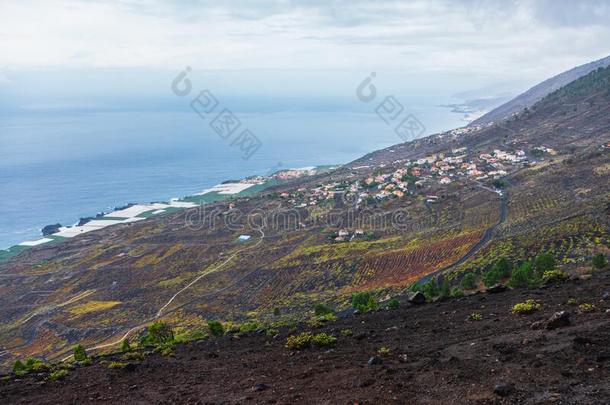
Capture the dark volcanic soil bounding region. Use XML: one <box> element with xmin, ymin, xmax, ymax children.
<box><xmin>2</xmin><ymin>272</ymin><xmax>610</xmax><ymax>404</ymax></box>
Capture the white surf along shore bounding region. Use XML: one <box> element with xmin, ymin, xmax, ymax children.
<box><xmin>14</xmin><ymin>182</ymin><xmax>259</xmax><ymax>248</ymax></box>
<box><xmin>3</xmin><ymin>165</ymin><xmax>327</xmax><ymax>257</ymax></box>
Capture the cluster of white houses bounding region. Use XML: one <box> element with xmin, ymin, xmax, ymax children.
<box><xmin>277</xmin><ymin>145</ymin><xmax>555</xmax><ymax>209</ymax></box>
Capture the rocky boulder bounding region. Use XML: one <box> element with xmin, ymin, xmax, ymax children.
<box><xmin>41</xmin><ymin>223</ymin><xmax>62</xmax><ymax>236</ymax></box>
<box><xmin>545</xmin><ymin>311</ymin><xmax>571</xmax><ymax>330</ymax></box>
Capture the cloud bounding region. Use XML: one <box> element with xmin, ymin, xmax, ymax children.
<box><xmin>0</xmin><ymin>0</ymin><xmax>608</xmax><ymax>85</ymax></box>
<box><xmin>529</xmin><ymin>0</ymin><xmax>610</xmax><ymax>27</ymax></box>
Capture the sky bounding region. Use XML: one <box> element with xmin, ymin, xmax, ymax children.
<box><xmin>1</xmin><ymin>0</ymin><xmax>610</xmax><ymax>110</ymax></box>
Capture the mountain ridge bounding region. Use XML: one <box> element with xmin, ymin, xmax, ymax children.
<box><xmin>471</xmin><ymin>54</ymin><xmax>610</xmax><ymax>125</ymax></box>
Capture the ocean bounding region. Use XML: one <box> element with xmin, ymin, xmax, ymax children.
<box><xmin>0</xmin><ymin>107</ymin><xmax>465</xmax><ymax>249</ymax></box>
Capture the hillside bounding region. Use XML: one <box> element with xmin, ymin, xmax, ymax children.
<box><xmin>0</xmin><ymin>63</ymin><xmax>608</xmax><ymax>378</ymax></box>
<box><xmin>472</xmin><ymin>54</ymin><xmax>610</xmax><ymax>125</ymax></box>
<box><xmin>1</xmin><ymin>268</ymin><xmax>609</xmax><ymax>403</ymax></box>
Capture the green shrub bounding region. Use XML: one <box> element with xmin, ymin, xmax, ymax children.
<box><xmin>508</xmin><ymin>261</ymin><xmax>540</xmax><ymax>288</ymax></box>
<box><xmin>266</xmin><ymin>328</ymin><xmax>279</xmax><ymax>337</ymax></box>
<box><xmin>483</xmin><ymin>258</ymin><xmax>511</xmax><ymax>288</ymax></box>
<box><xmin>566</xmin><ymin>298</ymin><xmax>578</xmax><ymax>306</ymax></box>
<box><xmin>534</xmin><ymin>252</ymin><xmax>556</xmax><ymax>274</ymax></box>
<box><xmin>311</xmin><ymin>333</ymin><xmax>337</xmax><ymax>346</ymax></box>
<box><xmin>121</xmin><ymin>339</ymin><xmax>131</xmax><ymax>353</ymax></box>
<box><xmin>174</xmin><ymin>328</ymin><xmax>207</xmax><ymax>344</ymax></box>
<box><xmin>460</xmin><ymin>273</ymin><xmax>476</xmax><ymax>289</ymax></box>
<box><xmin>141</xmin><ymin>322</ymin><xmax>175</xmax><ymax>347</ymax></box>
<box><xmin>306</xmin><ymin>318</ymin><xmax>323</xmax><ymax>328</ymax></box>
<box><xmin>578</xmin><ymin>303</ymin><xmax>596</xmax><ymax>313</ymax></box>
<box><xmin>542</xmin><ymin>270</ymin><xmax>569</xmax><ymax>283</ymax></box>
<box><xmin>421</xmin><ymin>279</ymin><xmax>440</xmax><ymax>300</ymax></box>
<box><xmin>450</xmin><ymin>287</ymin><xmax>464</xmax><ymax>298</ymax></box>
<box><xmin>239</xmin><ymin>322</ymin><xmax>259</xmax><ymax>334</ymax></box>
<box><xmin>285</xmin><ymin>332</ymin><xmax>336</xmax><ymax>349</ymax></box>
<box><xmin>493</xmin><ymin>257</ymin><xmax>511</xmax><ymax>277</ymax></box>
<box><xmin>351</xmin><ymin>292</ymin><xmax>378</xmax><ymax>312</ymax></box>
<box><xmin>593</xmin><ymin>253</ymin><xmax>608</xmax><ymax>269</ymax></box>
<box><xmin>468</xmin><ymin>312</ymin><xmax>483</xmax><ymax>321</ymax></box>
<box><xmin>73</xmin><ymin>344</ymin><xmax>89</xmax><ymax>363</ymax></box>
<box><xmin>189</xmin><ymin>329</ymin><xmax>207</xmax><ymax>340</ymax></box>
<box><xmin>12</xmin><ymin>358</ymin><xmax>49</xmax><ymax>376</ymax></box>
<box><xmin>107</xmin><ymin>361</ymin><xmax>127</xmax><ymax>369</ymax></box>
<box><xmin>483</xmin><ymin>268</ymin><xmax>501</xmax><ymax>288</ymax></box>
<box><xmin>377</xmin><ymin>347</ymin><xmax>390</xmax><ymax>356</ymax></box>
<box><xmin>48</xmin><ymin>369</ymin><xmax>68</xmax><ymax>381</ymax></box>
<box><xmin>340</xmin><ymin>328</ymin><xmax>353</xmax><ymax>336</ymax></box>
<box><xmin>12</xmin><ymin>360</ymin><xmax>27</xmax><ymax>376</ymax></box>
<box><xmin>318</xmin><ymin>312</ymin><xmax>337</xmax><ymax>322</ymax></box>
<box><xmin>440</xmin><ymin>279</ymin><xmax>451</xmax><ymax>298</ymax></box>
<box><xmin>160</xmin><ymin>347</ymin><xmax>174</xmax><ymax>356</ymax></box>
<box><xmin>207</xmin><ymin>320</ymin><xmax>225</xmax><ymax>337</ymax></box>
<box><xmin>387</xmin><ymin>298</ymin><xmax>400</xmax><ymax>310</ymax></box>
<box><xmin>122</xmin><ymin>352</ymin><xmax>145</xmax><ymax>361</ymax></box>
<box><xmin>25</xmin><ymin>358</ymin><xmax>48</xmax><ymax>372</ymax></box>
<box><xmin>511</xmin><ymin>299</ymin><xmax>541</xmax><ymax>315</ymax></box>
<box><xmin>80</xmin><ymin>358</ymin><xmax>92</xmax><ymax>366</ymax></box>
<box><xmin>285</xmin><ymin>332</ymin><xmax>313</xmax><ymax>349</ymax></box>
<box><xmin>313</xmin><ymin>303</ymin><xmax>334</xmax><ymax>316</ymax></box>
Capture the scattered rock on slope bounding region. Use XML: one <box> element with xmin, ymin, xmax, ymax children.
<box><xmin>408</xmin><ymin>291</ymin><xmax>426</xmax><ymax>304</ymax></box>
<box><xmin>545</xmin><ymin>311</ymin><xmax>571</xmax><ymax>330</ymax></box>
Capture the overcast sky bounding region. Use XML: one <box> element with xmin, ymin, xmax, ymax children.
<box><xmin>1</xmin><ymin>0</ymin><xmax>609</xmax><ymax>105</ymax></box>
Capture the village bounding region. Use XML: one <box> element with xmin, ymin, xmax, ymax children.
<box><xmin>270</xmin><ymin>143</ymin><xmax>559</xmax><ymax>242</ymax></box>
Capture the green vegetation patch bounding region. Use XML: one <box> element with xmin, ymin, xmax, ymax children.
<box><xmin>542</xmin><ymin>270</ymin><xmax>569</xmax><ymax>283</ymax></box>
<box><xmin>158</xmin><ymin>274</ymin><xmax>191</xmax><ymax>287</ymax></box>
<box><xmin>285</xmin><ymin>332</ymin><xmax>337</xmax><ymax>350</ymax></box>
<box><xmin>0</xmin><ymin>245</ymin><xmax>29</xmax><ymax>261</ymax></box>
<box><xmin>48</xmin><ymin>369</ymin><xmax>68</xmax><ymax>381</ymax></box>
<box><xmin>11</xmin><ymin>357</ymin><xmax>50</xmax><ymax>376</ymax></box>
<box><xmin>578</xmin><ymin>303</ymin><xmax>596</xmax><ymax>313</ymax></box>
<box><xmin>122</xmin><ymin>352</ymin><xmax>145</xmax><ymax>361</ymax></box>
<box><xmin>377</xmin><ymin>347</ymin><xmax>391</xmax><ymax>356</ymax></box>
<box><xmin>468</xmin><ymin>312</ymin><xmax>483</xmax><ymax>321</ymax></box>
<box><xmin>313</xmin><ymin>303</ymin><xmax>335</xmax><ymax>317</ymax></box>
<box><xmin>68</xmin><ymin>300</ymin><xmax>121</xmax><ymax>315</ymax></box>
<box><xmin>351</xmin><ymin>292</ymin><xmax>378</xmax><ymax>312</ymax></box>
<box><xmin>207</xmin><ymin>320</ymin><xmax>225</xmax><ymax>337</ymax></box>
<box><xmin>387</xmin><ymin>298</ymin><xmax>400</xmax><ymax>310</ymax></box>
<box><xmin>73</xmin><ymin>344</ymin><xmax>89</xmax><ymax>363</ymax></box>
<box><xmin>511</xmin><ymin>299</ymin><xmax>541</xmax><ymax>315</ymax></box>
<box><xmin>0</xmin><ymin>236</ymin><xmax>69</xmax><ymax>262</ymax></box>
<box><xmin>141</xmin><ymin>322</ymin><xmax>175</xmax><ymax>347</ymax></box>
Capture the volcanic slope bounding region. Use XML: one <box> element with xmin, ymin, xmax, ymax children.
<box><xmin>0</xmin><ymin>64</ymin><xmax>608</xmax><ymax>370</ymax></box>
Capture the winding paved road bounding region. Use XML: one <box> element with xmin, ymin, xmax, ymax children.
<box><xmin>417</xmin><ymin>182</ymin><xmax>508</xmax><ymax>285</ymax></box>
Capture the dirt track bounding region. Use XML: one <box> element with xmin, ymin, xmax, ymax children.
<box><xmin>1</xmin><ymin>272</ymin><xmax>609</xmax><ymax>404</ymax></box>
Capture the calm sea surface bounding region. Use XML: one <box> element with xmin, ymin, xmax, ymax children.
<box><xmin>0</xmin><ymin>107</ymin><xmax>465</xmax><ymax>249</ymax></box>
